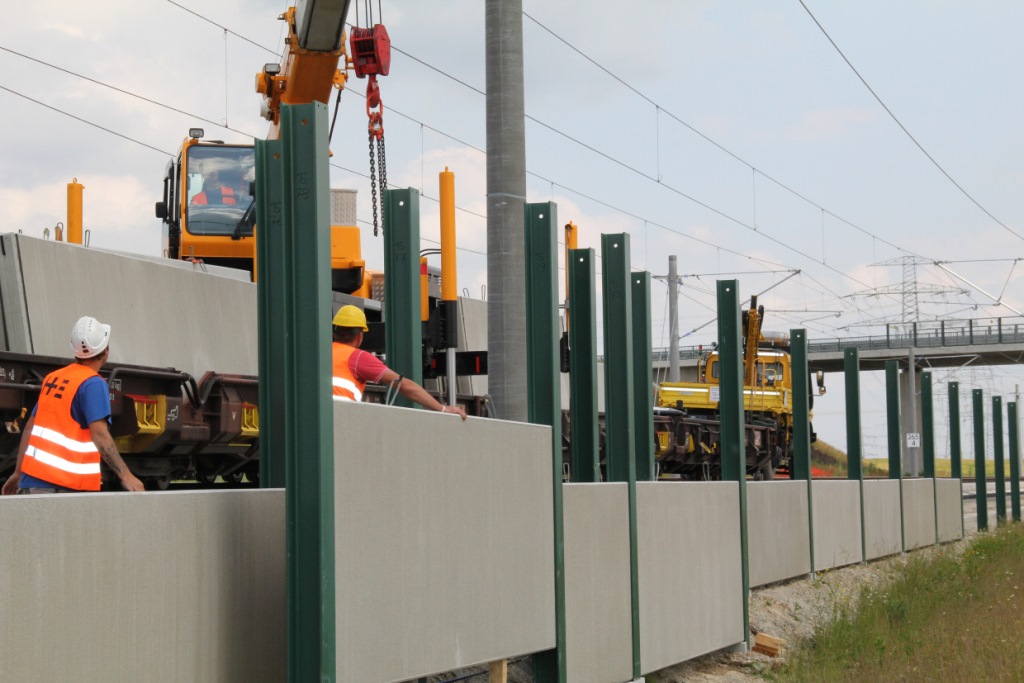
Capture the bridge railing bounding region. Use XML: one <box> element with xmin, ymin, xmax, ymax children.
<box><xmin>650</xmin><ymin>315</ymin><xmax>1024</xmax><ymax>362</ymax></box>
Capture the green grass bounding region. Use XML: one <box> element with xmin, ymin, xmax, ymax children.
<box><xmin>767</xmin><ymin>524</ymin><xmax>1024</xmax><ymax>681</ymax></box>
<box><xmin>811</xmin><ymin>440</ymin><xmax>887</xmax><ymax>477</ymax></box>
<box><xmin>868</xmin><ymin>456</ymin><xmax>1011</xmax><ymax>479</ymax></box>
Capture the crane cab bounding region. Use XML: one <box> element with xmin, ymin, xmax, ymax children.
<box><xmin>155</xmin><ymin>130</ymin><xmax>257</xmax><ymax>271</ymax></box>
<box><xmin>156</xmin><ymin>129</ymin><xmax>369</xmax><ymax>296</ymax></box>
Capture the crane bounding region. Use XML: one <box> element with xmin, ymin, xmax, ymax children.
<box><xmin>154</xmin><ymin>1</ymin><xmax>390</xmax><ymax>297</ymax></box>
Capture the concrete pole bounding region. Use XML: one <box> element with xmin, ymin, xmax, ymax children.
<box><xmin>485</xmin><ymin>0</ymin><xmax>528</xmax><ymax>422</ymax></box>
<box><xmin>668</xmin><ymin>255</ymin><xmax>680</xmax><ymax>383</ymax></box>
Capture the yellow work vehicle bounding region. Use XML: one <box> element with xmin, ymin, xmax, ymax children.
<box><xmin>654</xmin><ymin>296</ymin><xmax>826</xmax><ymax>480</ymax></box>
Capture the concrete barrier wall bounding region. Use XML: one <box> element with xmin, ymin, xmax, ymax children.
<box><xmin>0</xmin><ymin>234</ymin><xmax>258</xmax><ymax>379</ymax></box>
<box><xmin>863</xmin><ymin>479</ymin><xmax>903</xmax><ymax>560</ymax></box>
<box><xmin>936</xmin><ymin>478</ymin><xmax>964</xmax><ymax>542</ymax></box>
<box><xmin>563</xmin><ymin>483</ymin><xmax>633</xmax><ymax>683</ymax></box>
<box><xmin>333</xmin><ymin>401</ymin><xmax>555</xmax><ymax>682</ymax></box>
<box><xmin>747</xmin><ymin>480</ymin><xmax>811</xmax><ymax>587</ymax></box>
<box><xmin>637</xmin><ymin>482</ymin><xmax>743</xmax><ymax>674</ymax></box>
<box><xmin>0</xmin><ymin>490</ymin><xmax>285</xmax><ymax>682</ymax></box>
<box><xmin>902</xmin><ymin>478</ymin><xmax>937</xmax><ymax>551</ymax></box>
<box><xmin>812</xmin><ymin>480</ymin><xmax>864</xmax><ymax>570</ymax></box>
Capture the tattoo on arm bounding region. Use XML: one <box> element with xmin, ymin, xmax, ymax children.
<box><xmin>98</xmin><ymin>441</ymin><xmax>129</xmax><ymax>477</ymax></box>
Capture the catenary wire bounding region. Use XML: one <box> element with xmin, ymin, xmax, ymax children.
<box><xmin>518</xmin><ymin>9</ymin><xmax>1019</xmax><ymax>313</ymax></box>
<box><xmin>152</xmin><ymin>2</ymin><xmax>914</xmax><ymax>310</ymax></box>
<box><xmin>0</xmin><ymin>84</ymin><xmax>170</xmax><ymax>156</ymax></box>
<box><xmin>7</xmin><ymin>8</ymin><xmax>993</xmax><ymax>323</ymax></box>
<box><xmin>796</xmin><ymin>0</ymin><xmax>1024</xmax><ymax>243</ymax></box>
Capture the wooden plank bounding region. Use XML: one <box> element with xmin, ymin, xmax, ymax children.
<box><xmin>488</xmin><ymin>659</ymin><xmax>508</xmax><ymax>683</ymax></box>
<box><xmin>752</xmin><ymin>632</ymin><xmax>785</xmax><ymax>657</ymax></box>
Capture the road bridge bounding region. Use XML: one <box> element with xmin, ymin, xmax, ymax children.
<box><xmin>653</xmin><ymin>316</ymin><xmax>1024</xmax><ymax>378</ymax></box>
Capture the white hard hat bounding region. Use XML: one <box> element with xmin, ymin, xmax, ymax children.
<box><xmin>70</xmin><ymin>316</ymin><xmax>111</xmax><ymax>359</ymax></box>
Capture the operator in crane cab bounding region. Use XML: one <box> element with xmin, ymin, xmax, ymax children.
<box><xmin>332</xmin><ymin>305</ymin><xmax>467</xmax><ymax>420</ymax></box>
<box><xmin>191</xmin><ymin>167</ymin><xmax>237</xmax><ymax>206</ymax></box>
<box><xmin>1</xmin><ymin>316</ymin><xmax>145</xmax><ymax>494</ymax></box>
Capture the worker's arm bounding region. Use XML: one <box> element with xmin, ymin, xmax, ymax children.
<box><xmin>1</xmin><ymin>414</ymin><xmax>35</xmax><ymax>495</ymax></box>
<box><xmin>378</xmin><ymin>369</ymin><xmax>467</xmax><ymax>420</ymax></box>
<box><xmin>89</xmin><ymin>420</ymin><xmax>145</xmax><ymax>491</ymax></box>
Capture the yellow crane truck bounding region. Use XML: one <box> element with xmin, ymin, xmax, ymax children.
<box><xmin>653</xmin><ymin>296</ymin><xmax>825</xmax><ymax>480</ymax></box>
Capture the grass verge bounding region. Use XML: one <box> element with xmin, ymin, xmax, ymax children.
<box><xmin>768</xmin><ymin>524</ymin><xmax>1024</xmax><ymax>681</ymax></box>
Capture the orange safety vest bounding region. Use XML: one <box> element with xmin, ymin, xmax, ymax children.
<box><xmin>191</xmin><ymin>185</ymin><xmax>236</xmax><ymax>206</ymax></box>
<box><xmin>332</xmin><ymin>342</ymin><xmax>366</xmax><ymax>402</ymax></box>
<box><xmin>22</xmin><ymin>363</ymin><xmax>103</xmax><ymax>491</ymax></box>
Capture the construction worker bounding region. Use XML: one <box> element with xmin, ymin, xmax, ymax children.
<box><xmin>191</xmin><ymin>167</ymin><xmax>237</xmax><ymax>206</ymax></box>
<box><xmin>332</xmin><ymin>305</ymin><xmax>468</xmax><ymax>420</ymax></box>
<box><xmin>0</xmin><ymin>316</ymin><xmax>145</xmax><ymax>494</ymax></box>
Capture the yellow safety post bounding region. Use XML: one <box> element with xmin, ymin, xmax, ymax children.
<box><xmin>440</xmin><ymin>167</ymin><xmax>457</xmax><ymax>301</ymax></box>
<box><xmin>67</xmin><ymin>178</ymin><xmax>84</xmax><ymax>245</ymax></box>
<box><xmin>439</xmin><ymin>168</ymin><xmax>459</xmax><ymax>405</ymax></box>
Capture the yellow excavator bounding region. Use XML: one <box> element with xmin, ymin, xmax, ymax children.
<box><xmin>154</xmin><ymin>0</ymin><xmax>389</xmax><ymax>298</ymax></box>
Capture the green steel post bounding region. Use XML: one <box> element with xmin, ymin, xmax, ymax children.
<box><xmin>632</xmin><ymin>272</ymin><xmax>655</xmax><ymax>482</ymax></box>
<box><xmin>717</xmin><ymin>280</ymin><xmax>749</xmax><ymax>647</ymax></box>
<box><xmin>602</xmin><ymin>233</ymin><xmax>636</xmax><ymax>483</ymax></box>
<box><xmin>1009</xmin><ymin>402</ymin><xmax>1021</xmax><ymax>523</ymax></box>
<box><xmin>568</xmin><ymin>248</ymin><xmax>599</xmax><ymax>483</ymax></box>
<box><xmin>949</xmin><ymin>383</ymin><xmax>963</xmax><ymax>537</ymax></box>
<box><xmin>256</xmin><ymin>139</ymin><xmax>287</xmax><ymax>489</ymax></box>
<box><xmin>845</xmin><ymin>349</ymin><xmax>863</xmax><ymax>481</ymax></box>
<box><xmin>884</xmin><ymin>360</ymin><xmax>905</xmax><ymax>552</ymax></box>
<box><xmin>601</xmin><ymin>233</ymin><xmax>641</xmax><ymax>677</ymax></box>
<box><xmin>383</xmin><ymin>189</ymin><xmax>422</xmax><ymax>408</ymax></box>
<box><xmin>973</xmin><ymin>389</ymin><xmax>988</xmax><ymax>531</ymax></box>
<box><xmin>255</xmin><ymin>103</ymin><xmax>335</xmax><ymax>681</ymax></box>
<box><xmin>993</xmin><ymin>396</ymin><xmax>1006</xmax><ymax>524</ymax></box>
<box><xmin>885</xmin><ymin>361</ymin><xmax>903</xmax><ymax>481</ymax></box>
<box><xmin>790</xmin><ymin>330</ymin><xmax>811</xmax><ymax>480</ymax></box>
<box><xmin>922</xmin><ymin>373</ymin><xmax>935</xmax><ymax>478</ymax></box>
<box><xmin>525</xmin><ymin>203</ymin><xmax>565</xmax><ymax>683</ymax></box>
<box><xmin>844</xmin><ymin>348</ymin><xmax>866</xmax><ymax>561</ymax></box>
<box><xmin>790</xmin><ymin>330</ymin><xmax>814</xmax><ymax>573</ymax></box>
<box><xmin>921</xmin><ymin>372</ymin><xmax>938</xmax><ymax>544</ymax></box>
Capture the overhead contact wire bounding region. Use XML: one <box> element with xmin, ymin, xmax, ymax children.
<box><xmin>797</xmin><ymin>0</ymin><xmax>1024</xmax><ymax>243</ymax></box>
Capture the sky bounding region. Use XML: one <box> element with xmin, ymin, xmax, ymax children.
<box><xmin>1</xmin><ymin>0</ymin><xmax>1022</xmax><ymax>457</ymax></box>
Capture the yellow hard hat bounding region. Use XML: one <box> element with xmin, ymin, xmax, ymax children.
<box><xmin>332</xmin><ymin>305</ymin><xmax>368</xmax><ymax>331</ymax></box>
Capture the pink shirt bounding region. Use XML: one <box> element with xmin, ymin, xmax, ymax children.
<box><xmin>348</xmin><ymin>348</ymin><xmax>389</xmax><ymax>384</ymax></box>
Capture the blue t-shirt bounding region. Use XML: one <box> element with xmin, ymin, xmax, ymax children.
<box><xmin>20</xmin><ymin>375</ymin><xmax>111</xmax><ymax>490</ymax></box>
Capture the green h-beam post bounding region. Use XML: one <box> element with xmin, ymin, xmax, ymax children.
<box><xmin>383</xmin><ymin>189</ymin><xmax>422</xmax><ymax>407</ymax></box>
<box><xmin>601</xmin><ymin>233</ymin><xmax>641</xmax><ymax>678</ymax></box>
<box><xmin>973</xmin><ymin>389</ymin><xmax>988</xmax><ymax>532</ymax></box>
<box><xmin>632</xmin><ymin>272</ymin><xmax>655</xmax><ymax>482</ymax></box>
<box><xmin>845</xmin><ymin>348</ymin><xmax>866</xmax><ymax>561</ymax></box>
<box><xmin>949</xmin><ymin>383</ymin><xmax>964</xmax><ymax>537</ymax></box>
<box><xmin>1010</xmin><ymin>402</ymin><xmax>1021</xmax><ymax>523</ymax></box>
<box><xmin>254</xmin><ymin>102</ymin><xmax>335</xmax><ymax>681</ymax></box>
<box><xmin>568</xmin><ymin>248</ymin><xmax>600</xmax><ymax>483</ymax></box>
<box><xmin>790</xmin><ymin>329</ymin><xmax>814</xmax><ymax>573</ymax></box>
<box><xmin>717</xmin><ymin>280</ymin><xmax>749</xmax><ymax>647</ymax></box>
<box><xmin>922</xmin><ymin>372</ymin><xmax>935</xmax><ymax>478</ymax></box>
<box><xmin>994</xmin><ymin>396</ymin><xmax>1006</xmax><ymax>524</ymax></box>
<box><xmin>922</xmin><ymin>372</ymin><xmax>938</xmax><ymax>544</ymax></box>
<box><xmin>884</xmin><ymin>360</ymin><xmax>905</xmax><ymax>552</ymax></box>
<box><xmin>525</xmin><ymin>203</ymin><xmax>566</xmax><ymax>683</ymax></box>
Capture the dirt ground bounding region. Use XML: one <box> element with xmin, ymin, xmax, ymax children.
<box><xmin>648</xmin><ymin>535</ymin><xmax>971</xmax><ymax>682</ymax></box>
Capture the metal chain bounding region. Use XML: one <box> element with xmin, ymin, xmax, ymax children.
<box><xmin>377</xmin><ymin>135</ymin><xmax>387</xmax><ymax>232</ymax></box>
<box><xmin>368</xmin><ymin>132</ymin><xmax>379</xmax><ymax>237</ymax></box>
